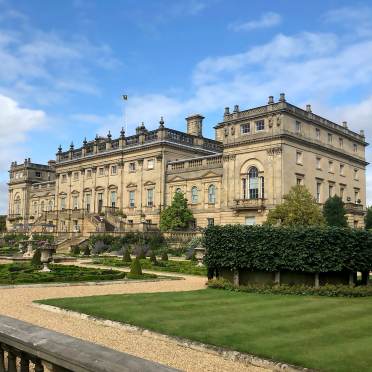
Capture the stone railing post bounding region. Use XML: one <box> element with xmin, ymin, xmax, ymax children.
<box><xmin>233</xmin><ymin>270</ymin><xmax>239</xmax><ymax>286</ymax></box>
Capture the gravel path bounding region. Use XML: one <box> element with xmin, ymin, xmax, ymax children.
<box><xmin>0</xmin><ymin>261</ymin><xmax>268</xmax><ymax>372</ymax></box>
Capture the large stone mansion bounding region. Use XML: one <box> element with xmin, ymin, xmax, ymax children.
<box><xmin>7</xmin><ymin>94</ymin><xmax>368</xmax><ymax>237</ymax></box>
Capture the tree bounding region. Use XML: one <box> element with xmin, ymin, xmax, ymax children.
<box><xmin>266</xmin><ymin>185</ymin><xmax>325</xmax><ymax>227</ymax></box>
<box><xmin>159</xmin><ymin>192</ymin><xmax>194</xmax><ymax>231</ymax></box>
<box><xmin>365</xmin><ymin>207</ymin><xmax>372</xmax><ymax>230</ymax></box>
<box><xmin>323</xmin><ymin>195</ymin><xmax>348</xmax><ymax>227</ymax></box>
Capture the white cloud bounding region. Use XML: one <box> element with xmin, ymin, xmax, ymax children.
<box><xmin>0</xmin><ymin>94</ymin><xmax>47</xmax><ymax>212</ymax></box>
<box><xmin>229</xmin><ymin>12</ymin><xmax>282</xmax><ymax>32</ymax></box>
<box><xmin>323</xmin><ymin>6</ymin><xmax>372</xmax><ymax>37</ymax></box>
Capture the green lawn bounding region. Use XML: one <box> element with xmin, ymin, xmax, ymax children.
<box><xmin>0</xmin><ymin>263</ymin><xmax>156</xmax><ymax>284</ymax></box>
<box><xmin>91</xmin><ymin>257</ymin><xmax>207</xmax><ymax>276</ymax></box>
<box><xmin>39</xmin><ymin>289</ymin><xmax>372</xmax><ymax>371</ymax></box>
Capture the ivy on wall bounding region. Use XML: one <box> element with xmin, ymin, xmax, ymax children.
<box><xmin>204</xmin><ymin>225</ymin><xmax>372</xmax><ymax>272</ymax></box>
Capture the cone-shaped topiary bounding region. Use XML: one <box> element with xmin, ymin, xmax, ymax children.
<box><xmin>123</xmin><ymin>248</ymin><xmax>132</xmax><ymax>262</ymax></box>
<box><xmin>149</xmin><ymin>250</ymin><xmax>157</xmax><ymax>264</ymax></box>
<box><xmin>137</xmin><ymin>248</ymin><xmax>146</xmax><ymax>259</ymax></box>
<box><xmin>83</xmin><ymin>246</ymin><xmax>91</xmax><ymax>256</ymax></box>
<box><xmin>31</xmin><ymin>249</ymin><xmax>41</xmax><ymax>267</ymax></box>
<box><xmin>130</xmin><ymin>257</ymin><xmax>142</xmax><ymax>275</ymax></box>
<box><xmin>161</xmin><ymin>251</ymin><xmax>168</xmax><ymax>261</ymax></box>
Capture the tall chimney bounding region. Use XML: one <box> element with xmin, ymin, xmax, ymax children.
<box><xmin>268</xmin><ymin>96</ymin><xmax>274</xmax><ymax>104</ymax></box>
<box><xmin>306</xmin><ymin>104</ymin><xmax>312</xmax><ymax>112</ymax></box>
<box><xmin>186</xmin><ymin>114</ymin><xmax>204</xmax><ymax>137</ymax></box>
<box><xmin>279</xmin><ymin>93</ymin><xmax>286</xmax><ymax>102</ymax></box>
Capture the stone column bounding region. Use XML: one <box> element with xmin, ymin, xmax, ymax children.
<box><xmin>233</xmin><ymin>270</ymin><xmax>239</xmax><ymax>286</ymax></box>
<box><xmin>314</xmin><ymin>273</ymin><xmax>320</xmax><ymax>288</ymax></box>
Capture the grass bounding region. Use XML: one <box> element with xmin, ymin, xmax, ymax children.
<box><xmin>0</xmin><ymin>262</ymin><xmax>156</xmax><ymax>284</ymax></box>
<box><xmin>91</xmin><ymin>257</ymin><xmax>207</xmax><ymax>276</ymax></box>
<box><xmin>39</xmin><ymin>289</ymin><xmax>372</xmax><ymax>372</ymax></box>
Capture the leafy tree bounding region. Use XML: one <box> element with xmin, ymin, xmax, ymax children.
<box><xmin>365</xmin><ymin>207</ymin><xmax>372</xmax><ymax>230</ymax></box>
<box><xmin>323</xmin><ymin>195</ymin><xmax>348</xmax><ymax>227</ymax></box>
<box><xmin>0</xmin><ymin>215</ymin><xmax>6</xmax><ymax>232</ymax></box>
<box><xmin>159</xmin><ymin>192</ymin><xmax>194</xmax><ymax>231</ymax></box>
<box><xmin>266</xmin><ymin>185</ymin><xmax>325</xmax><ymax>227</ymax></box>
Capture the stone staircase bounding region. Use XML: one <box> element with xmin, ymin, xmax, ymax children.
<box><xmin>56</xmin><ymin>235</ymin><xmax>89</xmax><ymax>254</ymax></box>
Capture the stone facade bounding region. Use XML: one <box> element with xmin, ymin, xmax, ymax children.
<box><xmin>7</xmin><ymin>94</ymin><xmax>368</xmax><ymax>235</ymax></box>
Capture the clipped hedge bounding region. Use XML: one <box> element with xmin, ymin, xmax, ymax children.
<box><xmin>208</xmin><ymin>278</ymin><xmax>372</xmax><ymax>297</ymax></box>
<box><xmin>204</xmin><ymin>225</ymin><xmax>372</xmax><ymax>273</ymax></box>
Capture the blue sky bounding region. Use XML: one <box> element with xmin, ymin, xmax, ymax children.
<box><xmin>0</xmin><ymin>0</ymin><xmax>372</xmax><ymax>211</ymax></box>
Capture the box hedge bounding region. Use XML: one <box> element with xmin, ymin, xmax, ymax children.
<box><xmin>204</xmin><ymin>225</ymin><xmax>372</xmax><ymax>273</ymax></box>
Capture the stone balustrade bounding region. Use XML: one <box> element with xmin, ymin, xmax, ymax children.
<box><xmin>0</xmin><ymin>315</ymin><xmax>178</xmax><ymax>372</ymax></box>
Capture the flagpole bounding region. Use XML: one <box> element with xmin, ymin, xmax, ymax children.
<box><xmin>122</xmin><ymin>94</ymin><xmax>128</xmax><ymax>135</ymax></box>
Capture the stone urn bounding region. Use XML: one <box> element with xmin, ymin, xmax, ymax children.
<box><xmin>194</xmin><ymin>246</ymin><xmax>206</xmax><ymax>267</ymax></box>
<box><xmin>39</xmin><ymin>244</ymin><xmax>56</xmax><ymax>272</ymax></box>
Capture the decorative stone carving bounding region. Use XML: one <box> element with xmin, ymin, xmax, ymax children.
<box><xmin>267</xmin><ymin>147</ymin><xmax>282</xmax><ymax>156</ymax></box>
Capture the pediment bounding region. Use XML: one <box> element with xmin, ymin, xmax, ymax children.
<box><xmin>126</xmin><ymin>182</ymin><xmax>137</xmax><ymax>188</ymax></box>
<box><xmin>201</xmin><ymin>171</ymin><xmax>221</xmax><ymax>178</ymax></box>
<box><xmin>167</xmin><ymin>176</ymin><xmax>185</xmax><ymax>182</ymax></box>
<box><xmin>144</xmin><ymin>180</ymin><xmax>156</xmax><ymax>186</ymax></box>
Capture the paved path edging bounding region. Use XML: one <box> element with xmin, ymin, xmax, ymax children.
<box><xmin>35</xmin><ymin>303</ymin><xmax>311</xmax><ymax>372</ymax></box>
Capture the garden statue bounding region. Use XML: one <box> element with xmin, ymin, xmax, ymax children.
<box><xmin>23</xmin><ymin>233</ymin><xmax>35</xmax><ymax>258</ymax></box>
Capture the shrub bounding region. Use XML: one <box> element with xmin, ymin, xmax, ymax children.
<box><xmin>70</xmin><ymin>245</ymin><xmax>80</xmax><ymax>256</ymax></box>
<box><xmin>31</xmin><ymin>249</ymin><xmax>41</xmax><ymax>267</ymax></box>
<box><xmin>83</xmin><ymin>246</ymin><xmax>91</xmax><ymax>256</ymax></box>
<box><xmin>149</xmin><ymin>250</ymin><xmax>157</xmax><ymax>264</ymax></box>
<box><xmin>207</xmin><ymin>279</ymin><xmax>372</xmax><ymax>298</ymax></box>
<box><xmin>161</xmin><ymin>251</ymin><xmax>169</xmax><ymax>261</ymax></box>
<box><xmin>123</xmin><ymin>248</ymin><xmax>132</xmax><ymax>262</ymax></box>
<box><xmin>204</xmin><ymin>225</ymin><xmax>372</xmax><ymax>273</ymax></box>
<box><xmin>130</xmin><ymin>257</ymin><xmax>142</xmax><ymax>276</ymax></box>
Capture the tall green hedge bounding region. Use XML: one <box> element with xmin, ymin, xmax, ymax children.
<box><xmin>204</xmin><ymin>225</ymin><xmax>372</xmax><ymax>273</ymax></box>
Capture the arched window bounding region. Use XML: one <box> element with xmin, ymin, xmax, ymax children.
<box><xmin>191</xmin><ymin>186</ymin><xmax>198</xmax><ymax>204</ymax></box>
<box><xmin>208</xmin><ymin>184</ymin><xmax>216</xmax><ymax>204</ymax></box>
<box><xmin>248</xmin><ymin>167</ymin><xmax>259</xmax><ymax>199</ymax></box>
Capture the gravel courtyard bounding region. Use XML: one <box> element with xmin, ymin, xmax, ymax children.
<box><xmin>0</xmin><ymin>261</ymin><xmax>268</xmax><ymax>372</ymax></box>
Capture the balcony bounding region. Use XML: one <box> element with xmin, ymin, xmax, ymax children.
<box><xmin>231</xmin><ymin>198</ymin><xmax>266</xmax><ymax>211</ymax></box>
<box><xmin>344</xmin><ymin>202</ymin><xmax>364</xmax><ymax>215</ymax></box>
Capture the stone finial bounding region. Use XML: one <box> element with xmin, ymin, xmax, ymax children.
<box><xmin>360</xmin><ymin>129</ymin><xmax>365</xmax><ymax>137</ymax></box>
<box><xmin>95</xmin><ymin>134</ymin><xmax>99</xmax><ymax>142</ymax></box>
<box><xmin>233</xmin><ymin>104</ymin><xmax>240</xmax><ymax>112</ymax></box>
<box><xmin>159</xmin><ymin>116</ymin><xmax>165</xmax><ymax>128</ymax></box>
<box><xmin>83</xmin><ymin>137</ymin><xmax>87</xmax><ymax>146</ymax></box>
<box><xmin>224</xmin><ymin>107</ymin><xmax>230</xmax><ymax>115</ymax></box>
<box><xmin>70</xmin><ymin>142</ymin><xmax>74</xmax><ymax>150</ymax></box>
<box><xmin>120</xmin><ymin>127</ymin><xmax>125</xmax><ymax>138</ymax></box>
<box><xmin>107</xmin><ymin>130</ymin><xmax>112</xmax><ymax>140</ymax></box>
<box><xmin>279</xmin><ymin>93</ymin><xmax>286</xmax><ymax>102</ymax></box>
<box><xmin>306</xmin><ymin>104</ymin><xmax>312</xmax><ymax>112</ymax></box>
<box><xmin>342</xmin><ymin>121</ymin><xmax>348</xmax><ymax>128</ymax></box>
<box><xmin>58</xmin><ymin>145</ymin><xmax>62</xmax><ymax>153</ymax></box>
<box><xmin>268</xmin><ymin>96</ymin><xmax>274</xmax><ymax>104</ymax></box>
